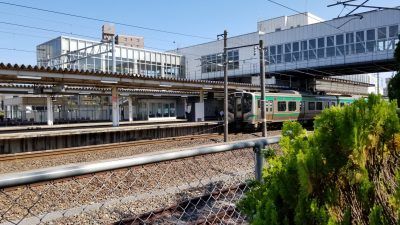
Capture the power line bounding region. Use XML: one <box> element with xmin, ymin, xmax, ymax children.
<box><xmin>0</xmin><ymin>1</ymin><xmax>214</xmax><ymax>40</ymax></box>
<box><xmin>0</xmin><ymin>47</ymin><xmax>36</xmax><ymax>53</ymax></box>
<box><xmin>0</xmin><ymin>21</ymin><xmax>98</xmax><ymax>40</ymax></box>
<box><xmin>264</xmin><ymin>0</ymin><xmax>347</xmax><ymax>32</ymax></box>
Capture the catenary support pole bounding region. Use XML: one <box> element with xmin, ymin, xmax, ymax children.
<box><xmin>128</xmin><ymin>96</ymin><xmax>133</xmax><ymax>122</ymax></box>
<box><xmin>112</xmin><ymin>87</ymin><xmax>119</xmax><ymax>127</ymax></box>
<box><xmin>259</xmin><ymin>40</ymin><xmax>267</xmax><ymax>138</ymax></box>
<box><xmin>46</xmin><ymin>95</ymin><xmax>53</xmax><ymax>126</ymax></box>
<box><xmin>223</xmin><ymin>30</ymin><xmax>228</xmax><ymax>142</ymax></box>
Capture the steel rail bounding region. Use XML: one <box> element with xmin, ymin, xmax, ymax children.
<box><xmin>0</xmin><ymin>133</ymin><xmax>223</xmax><ymax>162</ymax></box>
<box><xmin>0</xmin><ymin>136</ymin><xmax>280</xmax><ymax>189</ymax></box>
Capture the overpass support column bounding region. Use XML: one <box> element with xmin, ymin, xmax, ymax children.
<box><xmin>128</xmin><ymin>96</ymin><xmax>133</xmax><ymax>122</ymax></box>
<box><xmin>46</xmin><ymin>95</ymin><xmax>54</xmax><ymax>126</ymax></box>
<box><xmin>112</xmin><ymin>87</ymin><xmax>120</xmax><ymax>127</ymax></box>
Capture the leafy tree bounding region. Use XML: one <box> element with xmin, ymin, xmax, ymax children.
<box><xmin>238</xmin><ymin>95</ymin><xmax>400</xmax><ymax>225</ymax></box>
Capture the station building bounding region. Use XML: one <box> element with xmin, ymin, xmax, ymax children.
<box><xmin>177</xmin><ymin>8</ymin><xmax>399</xmax><ymax>93</ymax></box>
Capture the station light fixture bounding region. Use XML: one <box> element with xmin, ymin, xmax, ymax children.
<box><xmin>159</xmin><ymin>84</ymin><xmax>172</xmax><ymax>88</ymax></box>
<box><xmin>202</xmin><ymin>87</ymin><xmax>212</xmax><ymax>90</ymax></box>
<box><xmin>101</xmin><ymin>80</ymin><xmax>118</xmax><ymax>84</ymax></box>
<box><xmin>17</xmin><ymin>75</ymin><xmax>41</xmax><ymax>80</ymax></box>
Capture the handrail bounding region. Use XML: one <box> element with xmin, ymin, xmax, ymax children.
<box><xmin>0</xmin><ymin>136</ymin><xmax>280</xmax><ymax>189</ymax></box>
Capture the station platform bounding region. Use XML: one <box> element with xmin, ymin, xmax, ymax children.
<box><xmin>0</xmin><ymin>119</ymin><xmax>187</xmax><ymax>133</ymax></box>
<box><xmin>0</xmin><ymin>120</ymin><xmax>221</xmax><ymax>154</ymax></box>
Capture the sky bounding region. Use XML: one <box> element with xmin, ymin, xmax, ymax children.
<box><xmin>0</xmin><ymin>0</ymin><xmax>397</xmax><ymax>84</ymax></box>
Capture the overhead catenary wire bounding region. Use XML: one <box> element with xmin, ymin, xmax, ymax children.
<box><xmin>0</xmin><ymin>1</ymin><xmax>214</xmax><ymax>40</ymax></box>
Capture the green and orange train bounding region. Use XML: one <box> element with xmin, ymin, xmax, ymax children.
<box><xmin>228</xmin><ymin>91</ymin><xmax>358</xmax><ymax>129</ymax></box>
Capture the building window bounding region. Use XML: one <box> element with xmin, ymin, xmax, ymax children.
<box><xmin>346</xmin><ymin>32</ymin><xmax>355</xmax><ymax>55</ymax></box>
<box><xmin>278</xmin><ymin>101</ymin><xmax>287</xmax><ymax>112</ymax></box>
<box><xmin>288</xmin><ymin>101</ymin><xmax>296</xmax><ymax>111</ymax></box>
<box><xmin>356</xmin><ymin>31</ymin><xmax>365</xmax><ymax>53</ymax></box>
<box><xmin>284</xmin><ymin>43</ymin><xmax>291</xmax><ymax>63</ymax></box>
<box><xmin>377</xmin><ymin>27</ymin><xmax>387</xmax><ymax>51</ymax></box>
<box><xmin>317</xmin><ymin>37</ymin><xmax>325</xmax><ymax>58</ymax></box>
<box><xmin>301</xmin><ymin>41</ymin><xmax>308</xmax><ymax>60</ymax></box>
<box><xmin>201</xmin><ymin>50</ymin><xmax>239</xmax><ymax>73</ymax></box>
<box><xmin>309</xmin><ymin>39</ymin><xmax>316</xmax><ymax>60</ymax></box>
<box><xmin>327</xmin><ymin>36</ymin><xmax>335</xmax><ymax>57</ymax></box>
<box><xmin>366</xmin><ymin>29</ymin><xmax>376</xmax><ymax>52</ymax></box>
<box><xmin>336</xmin><ymin>34</ymin><xmax>344</xmax><ymax>56</ymax></box>
<box><xmin>292</xmin><ymin>42</ymin><xmax>300</xmax><ymax>61</ymax></box>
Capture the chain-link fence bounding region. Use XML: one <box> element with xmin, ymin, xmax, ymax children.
<box><xmin>0</xmin><ymin>137</ymin><xmax>279</xmax><ymax>224</ymax></box>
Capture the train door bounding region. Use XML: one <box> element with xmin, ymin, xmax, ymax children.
<box><xmin>299</xmin><ymin>101</ymin><xmax>305</xmax><ymax>120</ymax></box>
<box><xmin>235</xmin><ymin>96</ymin><xmax>243</xmax><ymax>121</ymax></box>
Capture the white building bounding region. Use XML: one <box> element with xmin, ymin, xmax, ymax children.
<box><xmin>177</xmin><ymin>9</ymin><xmax>399</xmax><ymax>90</ymax></box>
<box><xmin>37</xmin><ymin>36</ymin><xmax>185</xmax><ymax>78</ymax></box>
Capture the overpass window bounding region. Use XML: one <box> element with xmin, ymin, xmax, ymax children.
<box><xmin>346</xmin><ymin>33</ymin><xmax>355</xmax><ymax>55</ymax></box>
<box><xmin>327</xmin><ymin>36</ymin><xmax>335</xmax><ymax>57</ymax></box>
<box><xmin>324</xmin><ymin>102</ymin><xmax>329</xmax><ymax>109</ymax></box>
<box><xmin>285</xmin><ymin>43</ymin><xmax>292</xmax><ymax>63</ymax></box>
<box><xmin>356</xmin><ymin>31</ymin><xmax>365</xmax><ymax>53</ymax></box>
<box><xmin>366</xmin><ymin>29</ymin><xmax>376</xmax><ymax>52</ymax></box>
<box><xmin>292</xmin><ymin>42</ymin><xmax>300</xmax><ymax>61</ymax></box>
<box><xmin>389</xmin><ymin>25</ymin><xmax>398</xmax><ymax>38</ymax></box>
<box><xmin>377</xmin><ymin>27</ymin><xmax>387</xmax><ymax>51</ymax></box>
<box><xmin>309</xmin><ymin>39</ymin><xmax>316</xmax><ymax>59</ymax></box>
<box><xmin>336</xmin><ymin>34</ymin><xmax>344</xmax><ymax>56</ymax></box>
<box><xmin>316</xmin><ymin>102</ymin><xmax>323</xmax><ymax>110</ymax></box>
<box><xmin>269</xmin><ymin>46</ymin><xmax>276</xmax><ymax>64</ymax></box>
<box><xmin>301</xmin><ymin>41</ymin><xmax>308</xmax><ymax>60</ymax></box>
<box><xmin>331</xmin><ymin>102</ymin><xmax>336</xmax><ymax>107</ymax></box>
<box><xmin>288</xmin><ymin>101</ymin><xmax>297</xmax><ymax>111</ymax></box>
<box><xmin>308</xmin><ymin>102</ymin><xmax>315</xmax><ymax>111</ymax></box>
<box><xmin>388</xmin><ymin>25</ymin><xmax>399</xmax><ymax>50</ymax></box>
<box><xmin>317</xmin><ymin>37</ymin><xmax>325</xmax><ymax>58</ymax></box>
<box><xmin>278</xmin><ymin>101</ymin><xmax>287</xmax><ymax>112</ymax></box>
<box><xmin>277</xmin><ymin>45</ymin><xmax>283</xmax><ymax>63</ymax></box>
<box><xmin>164</xmin><ymin>104</ymin><xmax>170</xmax><ymax>117</ymax></box>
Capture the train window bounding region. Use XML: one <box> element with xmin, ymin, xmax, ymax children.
<box><xmin>308</xmin><ymin>102</ymin><xmax>315</xmax><ymax>110</ymax></box>
<box><xmin>257</xmin><ymin>99</ymin><xmax>260</xmax><ymax>108</ymax></box>
<box><xmin>278</xmin><ymin>101</ymin><xmax>287</xmax><ymax>112</ymax></box>
<box><xmin>242</xmin><ymin>93</ymin><xmax>252</xmax><ymax>113</ymax></box>
<box><xmin>340</xmin><ymin>102</ymin><xmax>345</xmax><ymax>107</ymax></box>
<box><xmin>324</xmin><ymin>102</ymin><xmax>329</xmax><ymax>109</ymax></box>
<box><xmin>288</xmin><ymin>101</ymin><xmax>296</xmax><ymax>111</ymax></box>
<box><xmin>228</xmin><ymin>95</ymin><xmax>235</xmax><ymax>113</ymax></box>
<box><xmin>316</xmin><ymin>102</ymin><xmax>323</xmax><ymax>110</ymax></box>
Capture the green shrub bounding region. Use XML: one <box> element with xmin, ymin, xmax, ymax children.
<box><xmin>238</xmin><ymin>95</ymin><xmax>400</xmax><ymax>224</ymax></box>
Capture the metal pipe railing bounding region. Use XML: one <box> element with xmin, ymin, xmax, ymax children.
<box><xmin>0</xmin><ymin>136</ymin><xmax>280</xmax><ymax>189</ymax></box>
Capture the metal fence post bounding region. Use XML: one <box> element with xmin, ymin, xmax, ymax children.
<box><xmin>253</xmin><ymin>143</ymin><xmax>265</xmax><ymax>183</ymax></box>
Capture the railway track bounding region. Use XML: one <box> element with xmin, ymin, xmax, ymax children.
<box><xmin>0</xmin><ymin>133</ymin><xmax>224</xmax><ymax>162</ymax></box>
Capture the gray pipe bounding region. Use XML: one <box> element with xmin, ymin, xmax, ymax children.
<box><xmin>0</xmin><ymin>136</ymin><xmax>280</xmax><ymax>189</ymax></box>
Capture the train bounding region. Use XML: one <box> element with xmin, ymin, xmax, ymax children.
<box><xmin>228</xmin><ymin>91</ymin><xmax>358</xmax><ymax>129</ymax></box>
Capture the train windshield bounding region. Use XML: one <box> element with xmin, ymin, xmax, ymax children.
<box><xmin>242</xmin><ymin>93</ymin><xmax>252</xmax><ymax>114</ymax></box>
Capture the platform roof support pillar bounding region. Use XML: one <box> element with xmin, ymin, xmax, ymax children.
<box><xmin>46</xmin><ymin>95</ymin><xmax>53</xmax><ymax>126</ymax></box>
<box><xmin>112</xmin><ymin>86</ymin><xmax>119</xmax><ymax>127</ymax></box>
<box><xmin>128</xmin><ymin>96</ymin><xmax>133</xmax><ymax>122</ymax></box>
<box><xmin>199</xmin><ymin>90</ymin><xmax>204</xmax><ymax>103</ymax></box>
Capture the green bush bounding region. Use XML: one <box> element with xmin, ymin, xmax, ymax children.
<box><xmin>238</xmin><ymin>95</ymin><xmax>400</xmax><ymax>225</ymax></box>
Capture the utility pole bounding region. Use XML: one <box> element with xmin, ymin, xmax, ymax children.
<box><xmin>223</xmin><ymin>30</ymin><xmax>228</xmax><ymax>142</ymax></box>
<box><xmin>259</xmin><ymin>40</ymin><xmax>267</xmax><ymax>137</ymax></box>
